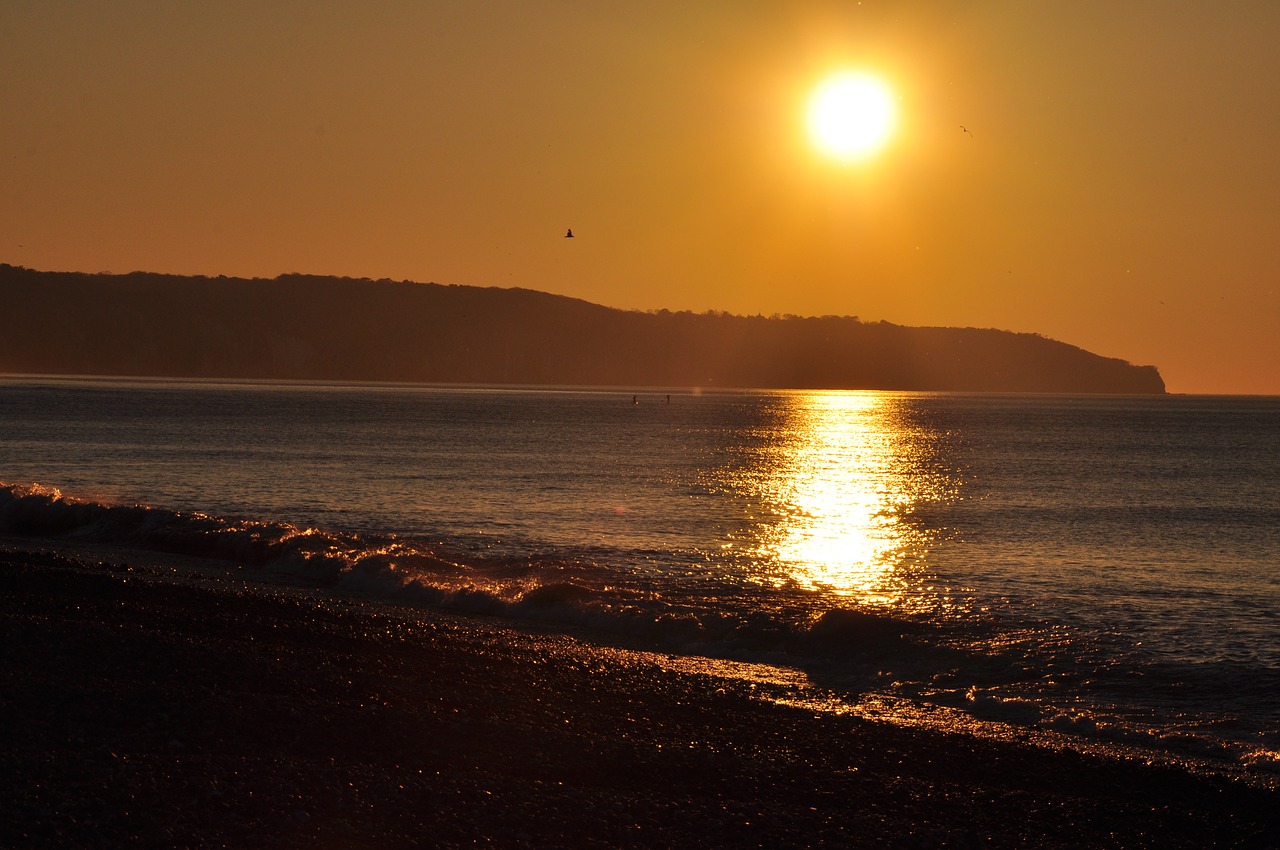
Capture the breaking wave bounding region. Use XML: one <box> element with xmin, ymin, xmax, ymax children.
<box><xmin>0</xmin><ymin>482</ymin><xmax>945</xmax><ymax>663</ymax></box>
<box><xmin>4</xmin><ymin>481</ymin><xmax>1277</xmax><ymax>776</ymax></box>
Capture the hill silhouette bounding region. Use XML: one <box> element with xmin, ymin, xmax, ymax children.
<box><xmin>0</xmin><ymin>265</ymin><xmax>1164</xmax><ymax>393</ymax></box>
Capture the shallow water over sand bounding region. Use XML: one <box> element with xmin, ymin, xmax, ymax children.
<box><xmin>2</xmin><ymin>377</ymin><xmax>1277</xmax><ymax>772</ymax></box>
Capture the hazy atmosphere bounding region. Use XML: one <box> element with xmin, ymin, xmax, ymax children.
<box><xmin>4</xmin><ymin>1</ymin><xmax>1278</xmax><ymax>394</ymax></box>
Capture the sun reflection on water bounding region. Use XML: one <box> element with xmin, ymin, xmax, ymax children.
<box><xmin>744</xmin><ymin>392</ymin><xmax>957</xmax><ymax>608</ymax></box>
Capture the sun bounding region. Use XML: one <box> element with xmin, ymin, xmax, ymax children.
<box><xmin>807</xmin><ymin>72</ymin><xmax>897</xmax><ymax>161</ymax></box>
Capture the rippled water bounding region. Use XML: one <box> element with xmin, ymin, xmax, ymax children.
<box><xmin>2</xmin><ymin>377</ymin><xmax>1277</xmax><ymax>771</ymax></box>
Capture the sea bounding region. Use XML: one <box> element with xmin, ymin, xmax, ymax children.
<box><xmin>2</xmin><ymin>376</ymin><xmax>1277</xmax><ymax>778</ymax></box>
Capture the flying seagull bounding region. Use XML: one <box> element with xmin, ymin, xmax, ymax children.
<box><xmin>960</xmin><ymin>125</ymin><xmax>972</xmax><ymax>137</ymax></box>
<box><xmin>565</xmin><ymin>228</ymin><xmax>574</xmax><ymax>238</ymax></box>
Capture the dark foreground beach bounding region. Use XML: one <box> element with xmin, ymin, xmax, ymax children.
<box><xmin>2</xmin><ymin>541</ymin><xmax>1276</xmax><ymax>849</ymax></box>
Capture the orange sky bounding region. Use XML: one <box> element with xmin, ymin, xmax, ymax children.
<box><xmin>4</xmin><ymin>2</ymin><xmax>1278</xmax><ymax>394</ymax></box>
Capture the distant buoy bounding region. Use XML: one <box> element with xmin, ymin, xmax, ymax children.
<box><xmin>565</xmin><ymin>229</ymin><xmax>574</xmax><ymax>238</ymax></box>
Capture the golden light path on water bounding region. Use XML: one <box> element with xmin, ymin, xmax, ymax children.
<box><xmin>740</xmin><ymin>392</ymin><xmax>958</xmax><ymax>610</ymax></box>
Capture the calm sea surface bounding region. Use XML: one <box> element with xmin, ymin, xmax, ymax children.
<box><xmin>2</xmin><ymin>377</ymin><xmax>1277</xmax><ymax>773</ymax></box>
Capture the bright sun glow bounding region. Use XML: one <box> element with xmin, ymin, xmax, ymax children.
<box><xmin>807</xmin><ymin>73</ymin><xmax>897</xmax><ymax>160</ymax></box>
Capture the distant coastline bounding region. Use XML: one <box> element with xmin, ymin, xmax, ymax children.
<box><xmin>0</xmin><ymin>265</ymin><xmax>1164</xmax><ymax>394</ymax></box>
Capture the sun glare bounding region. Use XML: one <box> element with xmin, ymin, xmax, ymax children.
<box><xmin>807</xmin><ymin>73</ymin><xmax>897</xmax><ymax>161</ymax></box>
<box><xmin>736</xmin><ymin>392</ymin><xmax>958</xmax><ymax>610</ymax></box>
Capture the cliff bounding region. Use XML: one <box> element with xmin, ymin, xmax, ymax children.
<box><xmin>0</xmin><ymin>265</ymin><xmax>1165</xmax><ymax>393</ymax></box>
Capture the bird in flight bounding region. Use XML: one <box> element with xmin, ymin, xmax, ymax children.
<box><xmin>565</xmin><ymin>228</ymin><xmax>574</xmax><ymax>238</ymax></box>
<box><xmin>960</xmin><ymin>125</ymin><xmax>972</xmax><ymax>137</ymax></box>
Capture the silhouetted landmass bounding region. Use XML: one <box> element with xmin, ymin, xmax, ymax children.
<box><xmin>0</xmin><ymin>265</ymin><xmax>1164</xmax><ymax>393</ymax></box>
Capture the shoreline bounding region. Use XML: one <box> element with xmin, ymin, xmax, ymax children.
<box><xmin>2</xmin><ymin>540</ymin><xmax>1277</xmax><ymax>848</ymax></box>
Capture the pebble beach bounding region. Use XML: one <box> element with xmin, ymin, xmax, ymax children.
<box><xmin>2</xmin><ymin>540</ymin><xmax>1276</xmax><ymax>849</ymax></box>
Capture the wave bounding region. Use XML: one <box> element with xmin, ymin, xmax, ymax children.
<box><xmin>0</xmin><ymin>487</ymin><xmax>1058</xmax><ymax>720</ymax></box>
<box><xmin>0</xmin><ymin>482</ymin><xmax>449</xmax><ymax>585</ymax></box>
<box><xmin>5</xmin><ymin>482</ymin><xmax>1276</xmax><ymax>776</ymax></box>
<box><xmin>0</xmin><ymin>482</ymin><xmax>953</xmax><ymax>662</ymax></box>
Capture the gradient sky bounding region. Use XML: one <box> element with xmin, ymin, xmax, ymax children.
<box><xmin>4</xmin><ymin>2</ymin><xmax>1278</xmax><ymax>394</ymax></box>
